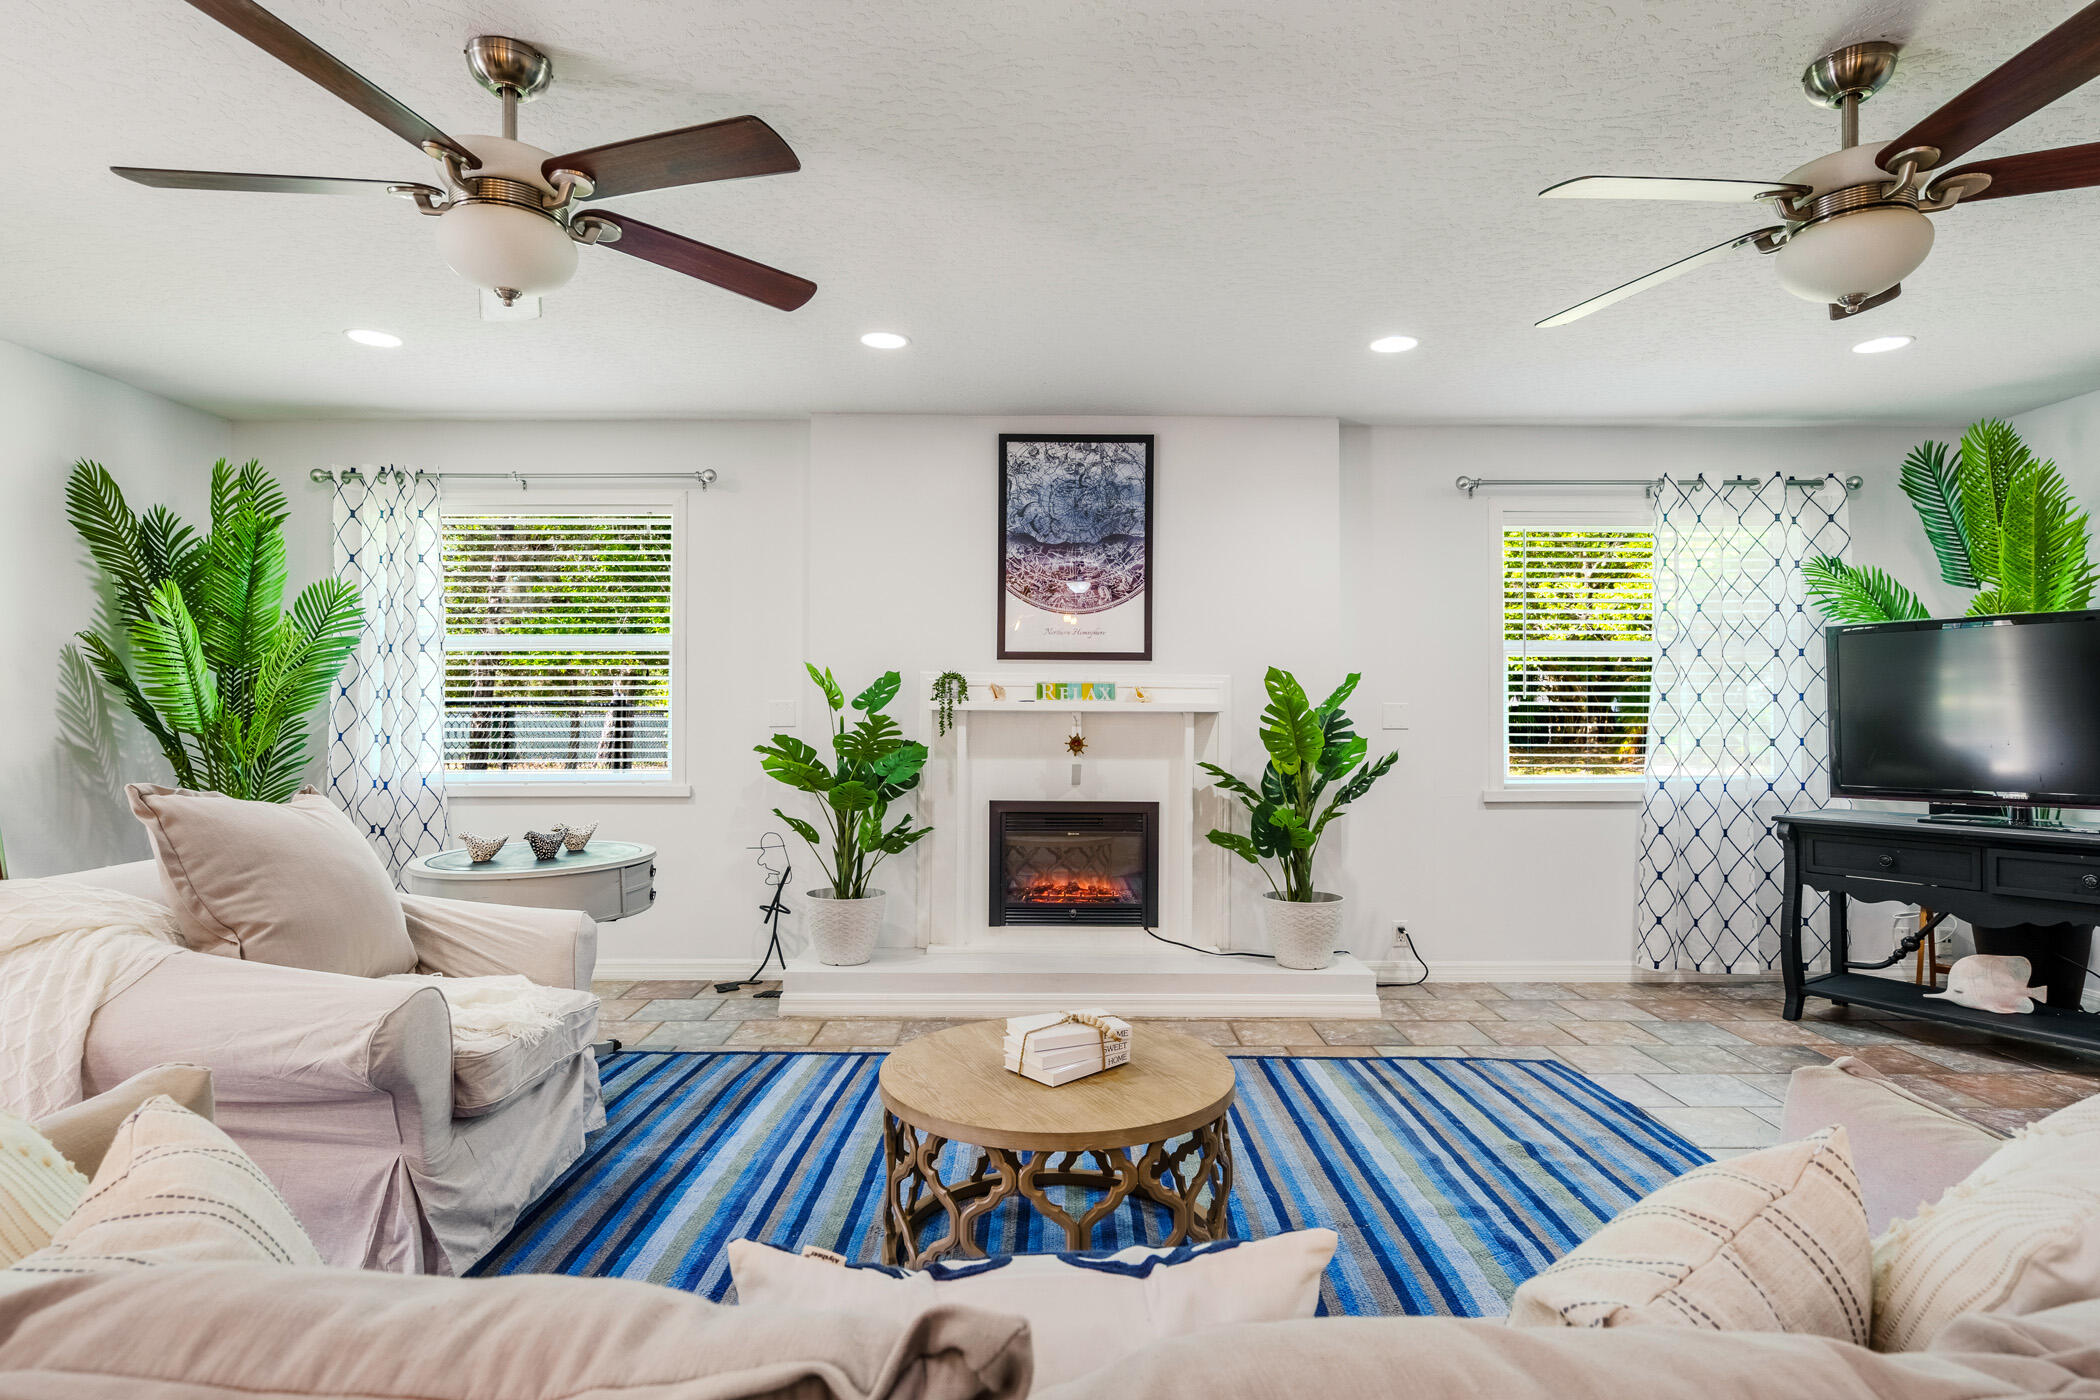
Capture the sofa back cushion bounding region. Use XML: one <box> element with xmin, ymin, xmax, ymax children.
<box><xmin>127</xmin><ymin>783</ymin><xmax>414</xmax><ymax>978</ymax></box>
<box><xmin>1781</xmin><ymin>1056</ymin><xmax>2005</xmax><ymax>1235</ymax></box>
<box><xmin>0</xmin><ymin>1264</ymin><xmax>1032</xmax><ymax>1400</ymax></box>
<box><xmin>1872</xmin><ymin>1090</ymin><xmax>2100</xmax><ymax>1351</ymax></box>
<box><xmin>1508</xmin><ymin>1126</ymin><xmax>1870</xmax><ymax>1341</ymax></box>
<box><xmin>5</xmin><ymin>1094</ymin><xmax>320</xmax><ymax>1280</ymax></box>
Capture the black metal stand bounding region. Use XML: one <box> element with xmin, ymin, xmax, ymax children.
<box><xmin>716</xmin><ymin>834</ymin><xmax>793</xmax><ymax>996</ymax></box>
<box><xmin>1773</xmin><ymin>808</ymin><xmax>2100</xmax><ymax>1053</ymax></box>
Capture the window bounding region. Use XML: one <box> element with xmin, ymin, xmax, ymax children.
<box><xmin>1498</xmin><ymin>508</ymin><xmax>1655</xmax><ymax>789</ymax></box>
<box><xmin>442</xmin><ymin>503</ymin><xmax>677</xmax><ymax>785</ymax></box>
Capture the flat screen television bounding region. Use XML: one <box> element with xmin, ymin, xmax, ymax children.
<box><xmin>1827</xmin><ymin>609</ymin><xmax>2100</xmax><ymax>809</ymax></box>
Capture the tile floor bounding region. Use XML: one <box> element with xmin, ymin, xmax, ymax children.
<box><xmin>590</xmin><ymin>976</ymin><xmax>2100</xmax><ymax>1153</ymax></box>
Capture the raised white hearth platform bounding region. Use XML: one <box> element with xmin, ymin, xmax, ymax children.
<box><xmin>777</xmin><ymin>945</ymin><xmax>1382</xmax><ymax>1020</ymax></box>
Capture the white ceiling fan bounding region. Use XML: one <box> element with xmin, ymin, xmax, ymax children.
<box><xmin>112</xmin><ymin>1</ymin><xmax>818</xmax><ymax>321</ymax></box>
<box><xmin>1536</xmin><ymin>4</ymin><xmax>2100</xmax><ymax>326</ymax></box>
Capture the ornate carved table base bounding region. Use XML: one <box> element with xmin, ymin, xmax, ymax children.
<box><xmin>880</xmin><ymin>1111</ymin><xmax>1234</xmax><ymax>1267</ymax></box>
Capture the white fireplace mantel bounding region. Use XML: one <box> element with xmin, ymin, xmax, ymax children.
<box><xmin>917</xmin><ymin>670</ymin><xmax>1232</xmax><ymax>952</ymax></box>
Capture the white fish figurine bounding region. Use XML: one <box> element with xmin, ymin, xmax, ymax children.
<box><xmin>1924</xmin><ymin>954</ymin><xmax>2049</xmax><ymax>1015</ymax></box>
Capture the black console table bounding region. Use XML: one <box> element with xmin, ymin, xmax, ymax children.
<box><xmin>1774</xmin><ymin>809</ymin><xmax>2100</xmax><ymax>1054</ymax></box>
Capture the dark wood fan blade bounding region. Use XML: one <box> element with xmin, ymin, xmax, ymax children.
<box><xmin>1933</xmin><ymin>142</ymin><xmax>2100</xmax><ymax>201</ymax></box>
<box><xmin>544</xmin><ymin>117</ymin><xmax>800</xmax><ymax>199</ymax></box>
<box><xmin>1537</xmin><ymin>227</ymin><xmax>1783</xmax><ymax>328</ymax></box>
<box><xmin>582</xmin><ymin>210</ymin><xmax>815</xmax><ymax>310</ymax></box>
<box><xmin>1885</xmin><ymin>0</ymin><xmax>2100</xmax><ymax>170</ymax></box>
<box><xmin>183</xmin><ymin>0</ymin><xmax>474</xmax><ymax>164</ymax></box>
<box><xmin>1540</xmin><ymin>176</ymin><xmax>1806</xmax><ymax>202</ymax></box>
<box><xmin>112</xmin><ymin>167</ymin><xmax>436</xmax><ymax>197</ymax></box>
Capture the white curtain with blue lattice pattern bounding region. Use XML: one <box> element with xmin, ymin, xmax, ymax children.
<box><xmin>328</xmin><ymin>468</ymin><xmax>449</xmax><ymax>877</ymax></box>
<box><xmin>1635</xmin><ymin>475</ymin><xmax>1851</xmax><ymax>972</ymax></box>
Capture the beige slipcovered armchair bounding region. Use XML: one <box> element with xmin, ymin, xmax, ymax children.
<box><xmin>52</xmin><ymin>860</ymin><xmax>602</xmax><ymax>1275</ymax></box>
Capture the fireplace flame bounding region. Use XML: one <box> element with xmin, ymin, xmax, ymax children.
<box><xmin>1013</xmin><ymin>874</ymin><xmax>1134</xmax><ymax>904</ymax></box>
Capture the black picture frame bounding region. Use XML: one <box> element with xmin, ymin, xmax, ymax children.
<box><xmin>996</xmin><ymin>433</ymin><xmax>1154</xmax><ymax>661</ymax></box>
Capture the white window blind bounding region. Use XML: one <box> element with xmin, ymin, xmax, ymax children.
<box><xmin>442</xmin><ymin>510</ymin><xmax>674</xmax><ymax>778</ymax></box>
<box><xmin>1502</xmin><ymin>522</ymin><xmax>1655</xmax><ymax>782</ymax></box>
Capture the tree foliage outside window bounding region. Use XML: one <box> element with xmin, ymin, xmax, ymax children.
<box><xmin>1502</xmin><ymin>524</ymin><xmax>1655</xmax><ymax>780</ymax></box>
<box><xmin>442</xmin><ymin>511</ymin><xmax>673</xmax><ymax>776</ymax></box>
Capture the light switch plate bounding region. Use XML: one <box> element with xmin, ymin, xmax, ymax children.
<box><xmin>1381</xmin><ymin>702</ymin><xmax>1409</xmax><ymax>730</ymax></box>
<box><xmin>766</xmin><ymin>700</ymin><xmax>798</xmax><ymax>728</ymax></box>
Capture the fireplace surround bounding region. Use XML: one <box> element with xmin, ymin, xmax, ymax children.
<box><xmin>990</xmin><ymin>800</ymin><xmax>1159</xmax><ymax>927</ymax></box>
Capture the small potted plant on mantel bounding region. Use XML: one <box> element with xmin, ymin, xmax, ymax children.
<box><xmin>1201</xmin><ymin>669</ymin><xmax>1396</xmax><ymax>969</ymax></box>
<box><xmin>755</xmin><ymin>665</ymin><xmax>932</xmax><ymax>965</ymax></box>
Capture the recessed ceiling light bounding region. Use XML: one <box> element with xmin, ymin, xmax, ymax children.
<box><xmin>1851</xmin><ymin>335</ymin><xmax>1914</xmax><ymax>354</ymax></box>
<box><xmin>345</xmin><ymin>329</ymin><xmax>403</xmax><ymax>348</ymax></box>
<box><xmin>860</xmin><ymin>331</ymin><xmax>910</xmax><ymax>350</ymax></box>
<box><xmin>1368</xmin><ymin>335</ymin><xmax>1419</xmax><ymax>354</ymax></box>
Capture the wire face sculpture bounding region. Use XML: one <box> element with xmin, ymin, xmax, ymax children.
<box><xmin>718</xmin><ymin>832</ymin><xmax>794</xmax><ymax>994</ymax></box>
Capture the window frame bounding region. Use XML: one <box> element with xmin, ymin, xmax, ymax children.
<box><xmin>438</xmin><ymin>487</ymin><xmax>691</xmax><ymax>799</ymax></box>
<box><xmin>1483</xmin><ymin>496</ymin><xmax>1656</xmax><ymax>806</ymax></box>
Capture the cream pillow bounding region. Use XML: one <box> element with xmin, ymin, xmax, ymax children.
<box><xmin>729</xmin><ymin>1231</ymin><xmax>1335</xmax><ymax>1392</ymax></box>
<box><xmin>1781</xmin><ymin>1056</ymin><xmax>2005</xmax><ymax>1235</ymax></box>
<box><xmin>127</xmin><ymin>782</ymin><xmax>414</xmax><ymax>978</ymax></box>
<box><xmin>1872</xmin><ymin>1091</ymin><xmax>2100</xmax><ymax>1352</ymax></box>
<box><xmin>5</xmin><ymin>1095</ymin><xmax>321</xmax><ymax>1279</ymax></box>
<box><xmin>1508</xmin><ymin>1126</ymin><xmax>1870</xmax><ymax>1341</ymax></box>
<box><xmin>0</xmin><ymin>1114</ymin><xmax>88</xmax><ymax>1267</ymax></box>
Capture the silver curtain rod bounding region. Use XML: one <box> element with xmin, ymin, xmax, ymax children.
<box><xmin>1454</xmin><ymin>474</ymin><xmax>1862</xmax><ymax>498</ymax></box>
<box><xmin>309</xmin><ymin>467</ymin><xmax>717</xmax><ymax>490</ymax></box>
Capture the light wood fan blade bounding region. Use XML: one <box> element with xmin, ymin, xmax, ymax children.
<box><xmin>1932</xmin><ymin>142</ymin><xmax>2100</xmax><ymax>201</ymax></box>
<box><xmin>1537</xmin><ymin>227</ymin><xmax>1784</xmax><ymax>328</ymax></box>
<box><xmin>1540</xmin><ymin>176</ymin><xmax>1806</xmax><ymax>202</ymax></box>
<box><xmin>580</xmin><ymin>211</ymin><xmax>816</xmax><ymax>311</ymax></box>
<box><xmin>112</xmin><ymin>167</ymin><xmax>438</xmax><ymax>198</ymax></box>
<box><xmin>182</xmin><ymin>0</ymin><xmax>476</xmax><ymax>165</ymax></box>
<box><xmin>1884</xmin><ymin>0</ymin><xmax>2100</xmax><ymax>170</ymax></box>
<box><xmin>544</xmin><ymin>117</ymin><xmax>800</xmax><ymax>199</ymax></box>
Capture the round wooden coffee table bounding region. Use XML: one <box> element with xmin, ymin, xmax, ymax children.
<box><xmin>877</xmin><ymin>1020</ymin><xmax>1236</xmax><ymax>1267</ymax></box>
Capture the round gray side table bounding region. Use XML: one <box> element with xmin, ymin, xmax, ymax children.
<box><xmin>402</xmin><ymin>840</ymin><xmax>657</xmax><ymax>923</ymax></box>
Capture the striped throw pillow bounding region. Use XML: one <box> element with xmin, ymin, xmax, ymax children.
<box><xmin>1508</xmin><ymin>1126</ymin><xmax>1870</xmax><ymax>1341</ymax></box>
<box><xmin>0</xmin><ymin>1114</ymin><xmax>88</xmax><ymax>1266</ymax></box>
<box><xmin>6</xmin><ymin>1095</ymin><xmax>320</xmax><ymax>1278</ymax></box>
<box><xmin>1872</xmin><ymin>1092</ymin><xmax>2100</xmax><ymax>1352</ymax></box>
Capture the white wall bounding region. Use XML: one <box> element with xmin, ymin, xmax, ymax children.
<box><xmin>2014</xmin><ymin>387</ymin><xmax>2100</xmax><ymax>503</ymax></box>
<box><xmin>230</xmin><ymin>418</ymin><xmax>810</xmax><ymax>974</ymax></box>
<box><xmin>0</xmin><ymin>341</ymin><xmax>229</xmax><ymax>876</ymax></box>
<box><xmin>1343</xmin><ymin>423</ymin><xmax>1962</xmax><ymax>975</ymax></box>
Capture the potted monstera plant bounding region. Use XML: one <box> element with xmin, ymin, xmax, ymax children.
<box><xmin>756</xmin><ymin>665</ymin><xmax>931</xmax><ymax>965</ymax></box>
<box><xmin>1202</xmin><ymin>668</ymin><xmax>1396</xmax><ymax>969</ymax></box>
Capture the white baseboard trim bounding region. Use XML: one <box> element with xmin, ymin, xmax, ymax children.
<box><xmin>1363</xmin><ymin>959</ymin><xmax>1768</xmax><ymax>983</ymax></box>
<box><xmin>601</xmin><ymin>956</ymin><xmax>1782</xmax><ymax>989</ymax></box>
<box><xmin>596</xmin><ymin>959</ymin><xmax>774</xmax><ymax>983</ymax></box>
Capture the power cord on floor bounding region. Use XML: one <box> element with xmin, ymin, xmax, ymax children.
<box><xmin>1143</xmin><ymin>923</ymin><xmax>1434</xmax><ymax>986</ymax></box>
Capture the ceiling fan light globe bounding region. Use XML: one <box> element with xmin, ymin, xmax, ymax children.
<box><xmin>1772</xmin><ymin>206</ymin><xmax>1934</xmax><ymax>303</ymax></box>
<box><xmin>435</xmin><ymin>200</ymin><xmax>577</xmax><ymax>296</ymax></box>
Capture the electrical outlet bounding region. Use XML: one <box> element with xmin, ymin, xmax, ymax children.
<box><xmin>1380</xmin><ymin>702</ymin><xmax>1409</xmax><ymax>730</ymax></box>
<box><xmin>766</xmin><ymin>700</ymin><xmax>797</xmax><ymax>728</ymax></box>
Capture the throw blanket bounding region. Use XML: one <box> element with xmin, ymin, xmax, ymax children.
<box><xmin>0</xmin><ymin>880</ymin><xmax>184</xmax><ymax>1119</ymax></box>
<box><xmin>383</xmin><ymin>972</ymin><xmax>580</xmax><ymax>1052</ymax></box>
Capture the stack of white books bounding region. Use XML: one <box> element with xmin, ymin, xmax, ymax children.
<box><xmin>1003</xmin><ymin>1010</ymin><xmax>1133</xmax><ymax>1087</ymax></box>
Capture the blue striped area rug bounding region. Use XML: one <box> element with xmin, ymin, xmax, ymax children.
<box><xmin>474</xmin><ymin>1051</ymin><xmax>1706</xmax><ymax>1316</ymax></box>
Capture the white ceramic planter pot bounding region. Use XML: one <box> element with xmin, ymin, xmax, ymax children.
<box><xmin>1262</xmin><ymin>891</ymin><xmax>1344</xmax><ymax>970</ymax></box>
<box><xmin>805</xmin><ymin>888</ymin><xmax>885</xmax><ymax>966</ymax></box>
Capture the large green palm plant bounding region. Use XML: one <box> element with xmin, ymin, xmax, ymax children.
<box><xmin>66</xmin><ymin>459</ymin><xmax>364</xmax><ymax>802</ymax></box>
<box><xmin>1804</xmin><ymin>419</ymin><xmax>2097</xmax><ymax>623</ymax></box>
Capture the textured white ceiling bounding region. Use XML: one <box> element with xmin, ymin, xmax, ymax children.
<box><xmin>5</xmin><ymin>0</ymin><xmax>2100</xmax><ymax>423</ymax></box>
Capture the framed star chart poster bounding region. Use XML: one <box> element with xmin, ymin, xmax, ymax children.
<box><xmin>997</xmin><ymin>434</ymin><xmax>1154</xmax><ymax>661</ymax></box>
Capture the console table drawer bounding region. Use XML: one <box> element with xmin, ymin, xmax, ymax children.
<box><xmin>1804</xmin><ymin>835</ymin><xmax>1980</xmax><ymax>888</ymax></box>
<box><xmin>1990</xmin><ymin>852</ymin><xmax>2100</xmax><ymax>905</ymax></box>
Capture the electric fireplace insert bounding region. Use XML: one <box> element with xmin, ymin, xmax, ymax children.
<box><xmin>990</xmin><ymin>801</ymin><xmax>1159</xmax><ymax>926</ymax></box>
